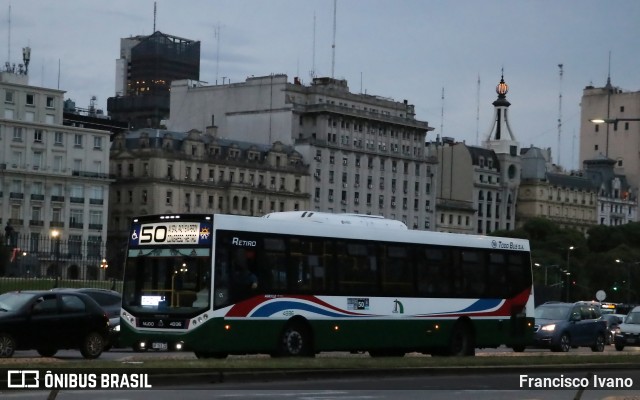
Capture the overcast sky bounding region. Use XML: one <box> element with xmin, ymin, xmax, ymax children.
<box><xmin>3</xmin><ymin>0</ymin><xmax>639</xmax><ymax>171</ymax></box>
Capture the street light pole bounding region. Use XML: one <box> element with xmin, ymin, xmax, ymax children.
<box><xmin>567</xmin><ymin>246</ymin><xmax>574</xmax><ymax>302</ymax></box>
<box><xmin>50</xmin><ymin>229</ymin><xmax>60</xmax><ymax>282</ymax></box>
<box><xmin>616</xmin><ymin>259</ymin><xmax>639</xmax><ymax>304</ymax></box>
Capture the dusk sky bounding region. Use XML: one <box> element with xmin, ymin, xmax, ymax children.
<box><xmin>2</xmin><ymin>0</ymin><xmax>639</xmax><ymax>171</ymax></box>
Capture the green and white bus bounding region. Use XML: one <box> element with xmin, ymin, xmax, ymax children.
<box><xmin>119</xmin><ymin>212</ymin><xmax>534</xmax><ymax>357</ymax></box>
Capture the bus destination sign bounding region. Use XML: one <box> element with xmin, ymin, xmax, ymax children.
<box><xmin>130</xmin><ymin>222</ymin><xmax>212</xmax><ymax>247</ymax></box>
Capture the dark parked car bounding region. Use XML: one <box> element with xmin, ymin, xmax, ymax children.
<box><xmin>533</xmin><ymin>301</ymin><xmax>607</xmax><ymax>352</ymax></box>
<box><xmin>602</xmin><ymin>313</ymin><xmax>626</xmax><ymax>345</ymax></box>
<box><xmin>614</xmin><ymin>306</ymin><xmax>640</xmax><ymax>351</ymax></box>
<box><xmin>0</xmin><ymin>290</ymin><xmax>110</xmax><ymax>358</ymax></box>
<box><xmin>52</xmin><ymin>288</ymin><xmax>122</xmax><ymax>350</ymax></box>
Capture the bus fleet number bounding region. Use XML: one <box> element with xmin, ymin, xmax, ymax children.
<box><xmin>140</xmin><ymin>226</ymin><xmax>168</xmax><ymax>244</ymax></box>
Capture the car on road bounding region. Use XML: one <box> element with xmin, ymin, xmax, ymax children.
<box><xmin>602</xmin><ymin>313</ymin><xmax>626</xmax><ymax>345</ymax></box>
<box><xmin>533</xmin><ymin>301</ymin><xmax>607</xmax><ymax>352</ymax></box>
<box><xmin>0</xmin><ymin>290</ymin><xmax>110</xmax><ymax>358</ymax></box>
<box><xmin>51</xmin><ymin>288</ymin><xmax>122</xmax><ymax>350</ymax></box>
<box><xmin>614</xmin><ymin>306</ymin><xmax>640</xmax><ymax>351</ymax></box>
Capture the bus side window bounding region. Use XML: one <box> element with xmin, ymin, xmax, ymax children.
<box><xmin>213</xmin><ymin>250</ymin><xmax>230</xmax><ymax>308</ymax></box>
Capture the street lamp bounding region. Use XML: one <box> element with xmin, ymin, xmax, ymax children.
<box><xmin>100</xmin><ymin>258</ymin><xmax>109</xmax><ymax>279</ymax></box>
<box><xmin>590</xmin><ymin>118</ymin><xmax>640</xmax><ymax>129</ymax></box>
<box><xmin>50</xmin><ymin>229</ymin><xmax>61</xmax><ymax>280</ymax></box>
<box><xmin>566</xmin><ymin>246</ymin><xmax>575</xmax><ymax>302</ymax></box>
<box><xmin>615</xmin><ymin>259</ymin><xmax>639</xmax><ymax>304</ymax></box>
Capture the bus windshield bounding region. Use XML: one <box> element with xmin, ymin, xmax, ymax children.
<box><xmin>122</xmin><ymin>247</ymin><xmax>211</xmax><ymax>315</ymax></box>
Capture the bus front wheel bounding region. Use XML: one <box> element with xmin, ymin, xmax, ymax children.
<box><xmin>275</xmin><ymin>321</ymin><xmax>313</xmax><ymax>357</ymax></box>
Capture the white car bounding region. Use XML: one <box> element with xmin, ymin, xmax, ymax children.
<box><xmin>614</xmin><ymin>306</ymin><xmax>640</xmax><ymax>351</ymax></box>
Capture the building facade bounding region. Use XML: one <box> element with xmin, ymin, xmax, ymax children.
<box><xmin>583</xmin><ymin>157</ymin><xmax>637</xmax><ymax>226</ymax></box>
<box><xmin>108</xmin><ymin>128</ymin><xmax>310</xmax><ymax>239</ymax></box>
<box><xmin>0</xmin><ymin>70</ymin><xmax>112</xmax><ymax>279</ymax></box>
<box><xmin>429</xmin><ymin>139</ymin><xmax>513</xmax><ymax>234</ymax></box>
<box><xmin>518</xmin><ymin>147</ymin><xmax>598</xmax><ymax>234</ymax></box>
<box><xmin>168</xmin><ymin>75</ymin><xmax>437</xmax><ymax>229</ymax></box>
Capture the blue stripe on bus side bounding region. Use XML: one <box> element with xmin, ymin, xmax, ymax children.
<box><xmin>250</xmin><ymin>300</ymin><xmax>369</xmax><ymax>318</ymax></box>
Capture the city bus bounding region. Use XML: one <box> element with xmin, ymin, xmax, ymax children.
<box><xmin>119</xmin><ymin>212</ymin><xmax>535</xmax><ymax>357</ymax></box>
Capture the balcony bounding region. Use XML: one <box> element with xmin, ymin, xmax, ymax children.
<box><xmin>29</xmin><ymin>220</ymin><xmax>44</xmax><ymax>227</ymax></box>
<box><xmin>9</xmin><ymin>192</ymin><xmax>24</xmax><ymax>199</ymax></box>
<box><xmin>50</xmin><ymin>221</ymin><xmax>64</xmax><ymax>228</ymax></box>
<box><xmin>71</xmin><ymin>170</ymin><xmax>111</xmax><ymax>179</ymax></box>
<box><xmin>89</xmin><ymin>223</ymin><xmax>103</xmax><ymax>230</ymax></box>
<box><xmin>51</xmin><ymin>195</ymin><xmax>65</xmax><ymax>202</ymax></box>
<box><xmin>70</xmin><ymin>197</ymin><xmax>85</xmax><ymax>204</ymax></box>
<box><xmin>30</xmin><ymin>194</ymin><xmax>45</xmax><ymax>201</ymax></box>
<box><xmin>89</xmin><ymin>198</ymin><xmax>104</xmax><ymax>205</ymax></box>
<box><xmin>69</xmin><ymin>222</ymin><xmax>84</xmax><ymax>229</ymax></box>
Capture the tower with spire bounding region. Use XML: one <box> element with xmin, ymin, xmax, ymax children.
<box><xmin>482</xmin><ymin>72</ymin><xmax>522</xmax><ymax>226</ymax></box>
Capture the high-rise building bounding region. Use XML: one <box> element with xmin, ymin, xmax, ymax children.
<box><xmin>107</xmin><ymin>31</ymin><xmax>200</xmax><ymax>130</ymax></box>
<box><xmin>579</xmin><ymin>78</ymin><xmax>640</xmax><ymax>201</ymax></box>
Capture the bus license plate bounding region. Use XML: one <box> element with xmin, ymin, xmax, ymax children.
<box><xmin>152</xmin><ymin>342</ymin><xmax>168</xmax><ymax>350</ymax></box>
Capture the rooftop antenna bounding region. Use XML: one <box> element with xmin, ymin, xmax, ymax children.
<box><xmin>331</xmin><ymin>0</ymin><xmax>337</xmax><ymax>78</ymax></box>
<box><xmin>153</xmin><ymin>2</ymin><xmax>157</xmax><ymax>32</ymax></box>
<box><xmin>440</xmin><ymin>87</ymin><xmax>445</xmax><ymax>137</ymax></box>
<box><xmin>214</xmin><ymin>24</ymin><xmax>221</xmax><ymax>84</ymax></box>
<box><xmin>605</xmin><ymin>51</ymin><xmax>613</xmax><ymax>157</ymax></box>
<box><xmin>7</xmin><ymin>4</ymin><xmax>10</xmax><ymax>65</ymax></box>
<box><xmin>309</xmin><ymin>13</ymin><xmax>316</xmax><ymax>80</ymax></box>
<box><xmin>572</xmin><ymin>129</ymin><xmax>576</xmax><ymax>170</ymax></box>
<box><xmin>557</xmin><ymin>63</ymin><xmax>563</xmax><ymax>166</ymax></box>
<box><xmin>476</xmin><ymin>74</ymin><xmax>480</xmax><ymax>145</ymax></box>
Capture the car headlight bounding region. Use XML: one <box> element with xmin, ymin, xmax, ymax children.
<box><xmin>541</xmin><ymin>324</ymin><xmax>556</xmax><ymax>332</ymax></box>
<box><xmin>113</xmin><ymin>324</ymin><xmax>121</xmax><ymax>332</ymax></box>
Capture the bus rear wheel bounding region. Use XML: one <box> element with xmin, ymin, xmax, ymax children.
<box><xmin>275</xmin><ymin>321</ymin><xmax>313</xmax><ymax>357</ymax></box>
<box><xmin>448</xmin><ymin>321</ymin><xmax>475</xmax><ymax>356</ymax></box>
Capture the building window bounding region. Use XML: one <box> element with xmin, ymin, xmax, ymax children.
<box><xmin>46</xmin><ymin>96</ymin><xmax>54</xmax><ymax>108</ymax></box>
<box><xmin>26</xmin><ymin>93</ymin><xmax>35</xmax><ymax>105</ymax></box>
<box><xmin>5</xmin><ymin>90</ymin><xmax>14</xmax><ymax>103</ymax></box>
<box><xmin>166</xmin><ymin>191</ymin><xmax>172</xmax><ymax>205</ymax></box>
<box><xmin>74</xmin><ymin>134</ymin><xmax>83</xmax><ymax>147</ymax></box>
<box><xmin>93</xmin><ymin>136</ymin><xmax>102</xmax><ymax>149</ymax></box>
<box><xmin>34</xmin><ymin>129</ymin><xmax>43</xmax><ymax>142</ymax></box>
<box><xmin>13</xmin><ymin>127</ymin><xmax>23</xmax><ymax>141</ymax></box>
<box><xmin>32</xmin><ymin>151</ymin><xmax>43</xmax><ymax>170</ymax></box>
<box><xmin>54</xmin><ymin>131</ymin><xmax>63</xmax><ymax>144</ymax></box>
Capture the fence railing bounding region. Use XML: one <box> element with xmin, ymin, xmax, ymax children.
<box><xmin>0</xmin><ymin>276</ymin><xmax>122</xmax><ymax>295</ymax></box>
<box><xmin>1</xmin><ymin>233</ymin><xmax>110</xmax><ymax>281</ymax></box>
